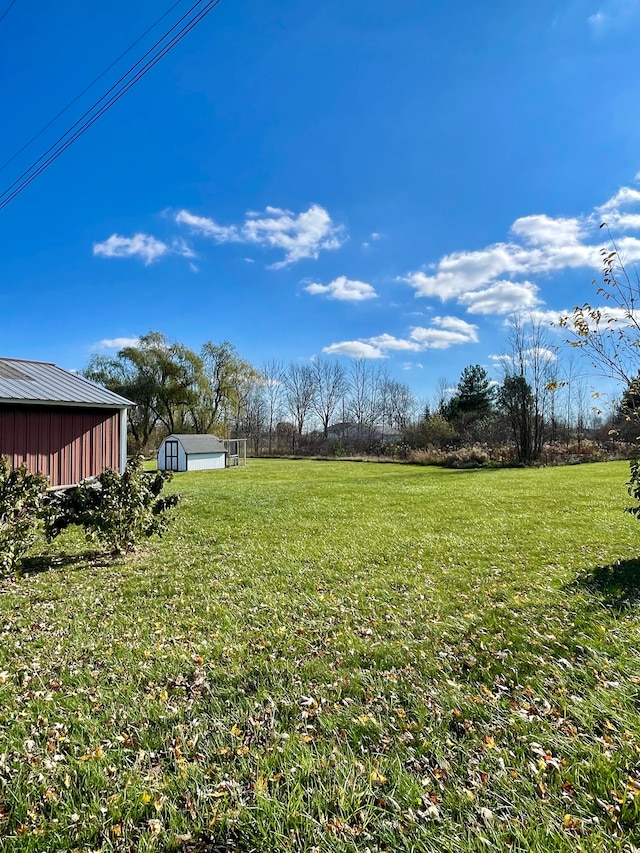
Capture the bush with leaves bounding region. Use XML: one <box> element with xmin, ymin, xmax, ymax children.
<box><xmin>0</xmin><ymin>457</ymin><xmax>48</xmax><ymax>574</ymax></box>
<box><xmin>625</xmin><ymin>459</ymin><xmax>640</xmax><ymax>521</ymax></box>
<box><xmin>45</xmin><ymin>456</ymin><xmax>181</xmax><ymax>554</ymax></box>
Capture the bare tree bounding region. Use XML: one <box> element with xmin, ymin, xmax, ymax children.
<box><xmin>367</xmin><ymin>364</ymin><xmax>390</xmax><ymax>434</ymax></box>
<box><xmin>497</xmin><ymin>314</ymin><xmax>558</xmax><ymax>461</ymax></box>
<box><xmin>311</xmin><ymin>359</ymin><xmax>347</xmax><ymax>438</ymax></box>
<box><xmin>380</xmin><ymin>378</ymin><xmax>415</xmax><ymax>431</ymax></box>
<box><xmin>283</xmin><ymin>363</ymin><xmax>315</xmax><ymax>435</ymax></box>
<box><xmin>434</xmin><ymin>376</ymin><xmax>453</xmax><ymax>417</ymax></box>
<box><xmin>346</xmin><ymin>360</ymin><xmax>371</xmax><ymax>435</ymax></box>
<box><xmin>241</xmin><ymin>383</ymin><xmax>268</xmax><ymax>454</ymax></box>
<box><xmin>261</xmin><ymin>360</ymin><xmax>285</xmax><ymax>454</ymax></box>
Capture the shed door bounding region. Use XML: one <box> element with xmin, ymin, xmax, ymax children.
<box><xmin>164</xmin><ymin>440</ymin><xmax>179</xmax><ymax>471</ymax></box>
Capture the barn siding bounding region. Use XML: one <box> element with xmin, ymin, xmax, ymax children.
<box><xmin>0</xmin><ymin>405</ymin><xmax>120</xmax><ymax>487</ymax></box>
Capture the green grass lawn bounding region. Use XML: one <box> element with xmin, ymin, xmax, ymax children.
<box><xmin>2</xmin><ymin>459</ymin><xmax>640</xmax><ymax>852</ymax></box>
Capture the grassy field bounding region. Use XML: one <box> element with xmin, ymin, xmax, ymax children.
<box><xmin>1</xmin><ymin>459</ymin><xmax>640</xmax><ymax>852</ymax></box>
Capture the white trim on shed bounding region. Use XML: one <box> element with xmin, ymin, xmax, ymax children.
<box><xmin>157</xmin><ymin>434</ymin><xmax>227</xmax><ymax>472</ymax></box>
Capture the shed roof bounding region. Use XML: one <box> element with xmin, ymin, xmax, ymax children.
<box><xmin>168</xmin><ymin>434</ymin><xmax>227</xmax><ymax>454</ymax></box>
<box><xmin>0</xmin><ymin>358</ymin><xmax>132</xmax><ymax>407</ymax></box>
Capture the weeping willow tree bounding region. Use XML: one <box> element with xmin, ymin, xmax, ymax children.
<box><xmin>85</xmin><ymin>333</ymin><xmax>257</xmax><ymax>451</ymax></box>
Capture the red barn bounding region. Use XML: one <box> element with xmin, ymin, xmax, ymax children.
<box><xmin>0</xmin><ymin>358</ymin><xmax>131</xmax><ymax>487</ymax></box>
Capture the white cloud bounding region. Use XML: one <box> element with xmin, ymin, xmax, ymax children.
<box><xmin>363</xmin><ymin>232</ymin><xmax>382</xmax><ymax>248</ymax></box>
<box><xmin>367</xmin><ymin>333</ymin><xmax>421</xmax><ymax>351</ymax></box>
<box><xmin>613</xmin><ymin>235</ymin><xmax>640</xmax><ymax>258</ymax></box>
<box><xmin>171</xmin><ymin>238</ymin><xmax>196</xmax><ymax>259</ymax></box>
<box><xmin>605</xmin><ymin>213</ymin><xmax>640</xmax><ymax>230</ymax></box>
<box><xmin>305</xmin><ymin>276</ymin><xmax>377</xmax><ymax>301</ymax></box>
<box><xmin>93</xmin><ymin>336</ymin><xmax>140</xmax><ymax>351</ymax></box>
<box><xmin>526</xmin><ymin>308</ymin><xmax>568</xmax><ymax>328</ymax></box>
<box><xmin>402</xmin><ymin>184</ymin><xmax>640</xmax><ymax>316</ymax></box>
<box><xmin>489</xmin><ymin>347</ymin><xmax>557</xmax><ymax>367</ymax></box>
<box><xmin>93</xmin><ymin>233</ymin><xmax>195</xmax><ymax>265</ymax></box>
<box><xmin>527</xmin><ymin>346</ymin><xmax>558</xmax><ymax>363</ymax></box>
<box><xmin>409</xmin><ymin>316</ymin><xmax>479</xmax><ymax>349</ymax></box>
<box><xmin>597</xmin><ymin>186</ymin><xmax>640</xmax><ymax>214</ymax></box>
<box><xmin>511</xmin><ymin>214</ymin><xmax>584</xmax><ymax>247</ymax></box>
<box><xmin>588</xmin><ymin>10</ymin><xmax>607</xmax><ymax>28</ymax></box>
<box><xmin>324</xmin><ymin>316</ymin><xmax>478</xmax><ymax>359</ymax></box>
<box><xmin>403</xmin><ymin>234</ymin><xmax>598</xmax><ymax>303</ymax></box>
<box><xmin>175</xmin><ymin>209</ymin><xmax>240</xmax><ymax>242</ymax></box>
<box><xmin>588</xmin><ymin>1</ymin><xmax>640</xmax><ymax>31</ymax></box>
<box><xmin>323</xmin><ymin>341</ymin><xmax>386</xmax><ymax>359</ymax></box>
<box><xmin>458</xmin><ymin>280</ymin><xmax>540</xmax><ymax>315</ymax></box>
<box><xmin>176</xmin><ymin>204</ymin><xmax>345</xmax><ymax>267</ymax></box>
<box><xmin>93</xmin><ymin>233</ymin><xmax>169</xmax><ymax>265</ymax></box>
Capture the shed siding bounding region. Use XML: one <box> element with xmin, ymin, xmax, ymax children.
<box><xmin>0</xmin><ymin>405</ymin><xmax>120</xmax><ymax>487</ymax></box>
<box><xmin>186</xmin><ymin>452</ymin><xmax>226</xmax><ymax>471</ymax></box>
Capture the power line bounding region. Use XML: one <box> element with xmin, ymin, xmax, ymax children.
<box><xmin>0</xmin><ymin>0</ymin><xmax>186</xmax><ymax>173</ymax></box>
<box><xmin>0</xmin><ymin>0</ymin><xmax>214</xmax><ymax>201</ymax></box>
<box><xmin>0</xmin><ymin>0</ymin><xmax>17</xmax><ymax>26</ymax></box>
<box><xmin>0</xmin><ymin>0</ymin><xmax>223</xmax><ymax>211</ymax></box>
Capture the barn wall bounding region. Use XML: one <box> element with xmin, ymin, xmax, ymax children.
<box><xmin>186</xmin><ymin>452</ymin><xmax>226</xmax><ymax>471</ymax></box>
<box><xmin>0</xmin><ymin>405</ymin><xmax>121</xmax><ymax>487</ymax></box>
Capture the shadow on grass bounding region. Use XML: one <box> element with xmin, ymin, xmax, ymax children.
<box><xmin>19</xmin><ymin>550</ymin><xmax>113</xmax><ymax>577</ymax></box>
<box><xmin>569</xmin><ymin>558</ymin><xmax>640</xmax><ymax>611</ymax></box>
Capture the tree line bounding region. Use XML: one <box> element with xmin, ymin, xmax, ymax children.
<box><xmin>85</xmin><ymin>332</ymin><xmax>417</xmax><ymax>454</ymax></box>
<box><xmin>86</xmin><ymin>315</ymin><xmax>625</xmax><ymax>465</ymax></box>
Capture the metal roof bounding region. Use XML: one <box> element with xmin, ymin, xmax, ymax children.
<box><xmin>169</xmin><ymin>434</ymin><xmax>227</xmax><ymax>454</ymax></box>
<box><xmin>0</xmin><ymin>358</ymin><xmax>132</xmax><ymax>407</ymax></box>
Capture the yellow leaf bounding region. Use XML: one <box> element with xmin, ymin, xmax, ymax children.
<box><xmin>141</xmin><ymin>792</ymin><xmax>152</xmax><ymax>804</ymax></box>
<box><xmin>357</xmin><ymin>714</ymin><xmax>375</xmax><ymax>724</ymax></box>
<box><xmin>370</xmin><ymin>769</ymin><xmax>388</xmax><ymax>784</ymax></box>
<box><xmin>231</xmin><ymin>724</ymin><xmax>242</xmax><ymax>737</ymax></box>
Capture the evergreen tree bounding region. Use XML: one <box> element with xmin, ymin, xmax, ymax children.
<box><xmin>445</xmin><ymin>364</ymin><xmax>494</xmax><ymax>426</ymax></box>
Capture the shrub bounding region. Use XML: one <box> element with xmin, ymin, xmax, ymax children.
<box><xmin>442</xmin><ymin>446</ymin><xmax>490</xmax><ymax>469</ymax></box>
<box><xmin>45</xmin><ymin>456</ymin><xmax>181</xmax><ymax>554</ymax></box>
<box><xmin>0</xmin><ymin>457</ymin><xmax>48</xmax><ymax>575</ymax></box>
<box><xmin>625</xmin><ymin>458</ymin><xmax>640</xmax><ymax>520</ymax></box>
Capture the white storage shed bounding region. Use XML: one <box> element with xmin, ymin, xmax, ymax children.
<box><xmin>157</xmin><ymin>434</ymin><xmax>227</xmax><ymax>472</ymax></box>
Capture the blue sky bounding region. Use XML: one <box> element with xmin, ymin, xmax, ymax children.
<box><xmin>2</xmin><ymin>0</ymin><xmax>640</xmax><ymax>399</ymax></box>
